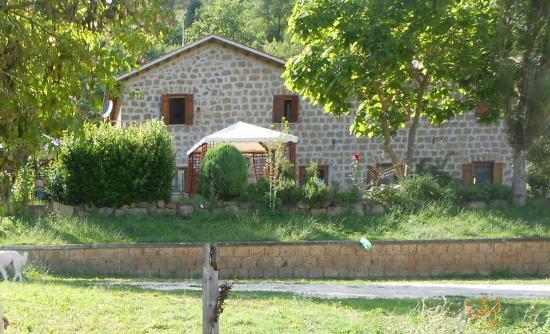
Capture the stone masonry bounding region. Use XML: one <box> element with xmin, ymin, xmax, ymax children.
<box><xmin>118</xmin><ymin>36</ymin><xmax>513</xmax><ymax>187</ymax></box>
<box><xmin>5</xmin><ymin>238</ymin><xmax>549</xmax><ymax>279</ymax></box>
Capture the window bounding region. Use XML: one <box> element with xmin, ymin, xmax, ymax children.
<box><xmin>162</xmin><ymin>94</ymin><xmax>194</xmax><ymax>125</ymax></box>
<box><xmin>299</xmin><ymin>165</ymin><xmax>329</xmax><ymax>186</ymax></box>
<box><xmin>462</xmin><ymin>161</ymin><xmax>503</xmax><ymax>186</ymax></box>
<box><xmin>172</xmin><ymin>167</ymin><xmax>188</xmax><ymax>194</ymax></box>
<box><xmin>273</xmin><ymin>95</ymin><xmax>299</xmax><ymax>123</ymax></box>
<box><xmin>473</xmin><ymin>162</ymin><xmax>493</xmax><ymax>185</ymax></box>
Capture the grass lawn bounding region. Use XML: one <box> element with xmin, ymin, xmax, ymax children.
<box><xmin>1</xmin><ymin>201</ymin><xmax>548</xmax><ymax>245</ymax></box>
<box><xmin>1</xmin><ymin>275</ymin><xmax>549</xmax><ymax>333</ymax></box>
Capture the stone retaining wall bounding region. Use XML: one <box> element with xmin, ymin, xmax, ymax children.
<box><xmin>4</xmin><ymin>238</ymin><xmax>548</xmax><ymax>279</ymax></box>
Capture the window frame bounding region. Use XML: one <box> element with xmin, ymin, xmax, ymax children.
<box><xmin>472</xmin><ymin>161</ymin><xmax>494</xmax><ymax>186</ymax></box>
<box><xmin>298</xmin><ymin>164</ymin><xmax>329</xmax><ymax>187</ymax></box>
<box><xmin>172</xmin><ymin>167</ymin><xmax>188</xmax><ymax>194</ymax></box>
<box><xmin>273</xmin><ymin>95</ymin><xmax>299</xmax><ymax>123</ymax></box>
<box><xmin>162</xmin><ymin>94</ymin><xmax>194</xmax><ymax>125</ymax></box>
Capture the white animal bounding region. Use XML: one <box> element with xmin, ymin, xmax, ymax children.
<box><xmin>0</xmin><ymin>251</ymin><xmax>28</xmax><ymax>282</ymax></box>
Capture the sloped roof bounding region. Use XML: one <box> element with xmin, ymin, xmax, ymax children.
<box><xmin>186</xmin><ymin>121</ymin><xmax>298</xmax><ymax>156</ymax></box>
<box><xmin>118</xmin><ymin>35</ymin><xmax>286</xmax><ymax>81</ymax></box>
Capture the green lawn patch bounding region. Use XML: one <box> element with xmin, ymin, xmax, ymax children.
<box><xmin>1</xmin><ymin>202</ymin><xmax>548</xmax><ymax>245</ymax></box>
<box><xmin>1</xmin><ymin>276</ymin><xmax>549</xmax><ymax>333</ymax></box>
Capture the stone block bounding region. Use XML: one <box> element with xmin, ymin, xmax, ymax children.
<box><xmin>367</xmin><ymin>204</ymin><xmax>385</xmax><ymax>215</ymax></box>
<box><xmin>177</xmin><ymin>205</ymin><xmax>194</xmax><ymax>217</ymax></box>
<box><xmin>310</xmin><ymin>208</ymin><xmax>326</xmax><ymax>215</ymax></box>
<box><xmin>97</xmin><ymin>207</ymin><xmax>114</xmax><ymax>215</ymax></box>
<box><xmin>165</xmin><ymin>203</ymin><xmax>177</xmax><ymax>210</ymax></box>
<box><xmin>114</xmin><ymin>208</ymin><xmax>127</xmax><ymax>217</ymax></box>
<box><xmin>327</xmin><ymin>206</ymin><xmax>346</xmax><ymax>216</ymax></box>
<box><xmin>126</xmin><ymin>208</ymin><xmax>148</xmax><ymax>215</ymax></box>
<box><xmin>464</xmin><ymin>201</ymin><xmax>487</xmax><ymax>209</ymax></box>
<box><xmin>53</xmin><ymin>202</ymin><xmax>74</xmax><ymax>216</ymax></box>
<box><xmin>352</xmin><ymin>203</ymin><xmax>365</xmax><ymax>216</ymax></box>
<box><xmin>489</xmin><ymin>199</ymin><xmax>508</xmax><ymax>208</ymax></box>
<box><xmin>156</xmin><ymin>199</ymin><xmax>165</xmax><ymax>208</ymax></box>
<box><xmin>225</xmin><ymin>204</ymin><xmax>240</xmax><ymax>213</ymax></box>
<box><xmin>157</xmin><ymin>208</ymin><xmax>177</xmax><ymax>215</ymax></box>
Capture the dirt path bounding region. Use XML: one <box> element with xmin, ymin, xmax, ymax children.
<box><xmin>104</xmin><ymin>281</ymin><xmax>550</xmax><ymax>299</ymax></box>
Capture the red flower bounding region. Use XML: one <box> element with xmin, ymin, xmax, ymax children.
<box><xmin>352</xmin><ymin>153</ymin><xmax>361</xmax><ymax>161</ymax></box>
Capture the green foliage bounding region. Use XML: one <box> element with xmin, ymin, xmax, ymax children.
<box><xmin>199</xmin><ymin>144</ymin><xmax>248</xmax><ymax>200</ymax></box>
<box><xmin>458</xmin><ymin>184</ymin><xmax>513</xmax><ymax>202</ymax></box>
<box><xmin>50</xmin><ymin>121</ymin><xmax>175</xmax><ymax>207</ymax></box>
<box><xmin>301</xmin><ymin>161</ymin><xmax>331</xmax><ymax>208</ymax></box>
<box><xmin>396</xmin><ymin>174</ymin><xmax>458</xmax><ymax>209</ymax></box>
<box><xmin>239</xmin><ymin>178</ymin><xmax>271</xmax><ymax>207</ymax></box>
<box><xmin>0</xmin><ymin>0</ymin><xmax>170</xmax><ymax>173</ymax></box>
<box><xmin>528</xmin><ymin>132</ymin><xmax>550</xmax><ymax>199</ymax></box>
<box><xmin>284</xmin><ymin>0</ymin><xmax>496</xmax><ymax>173</ymax></box>
<box><xmin>10</xmin><ymin>160</ymin><xmax>36</xmax><ymax>213</ymax></box>
<box><xmin>184</xmin><ymin>0</ymin><xmax>296</xmax><ymax>57</ymax></box>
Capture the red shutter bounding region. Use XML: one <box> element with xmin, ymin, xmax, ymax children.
<box><xmin>162</xmin><ymin>95</ymin><xmax>170</xmax><ymax>125</ymax></box>
<box><xmin>462</xmin><ymin>163</ymin><xmax>474</xmax><ymax>186</ymax></box>
<box><xmin>493</xmin><ymin>162</ymin><xmax>503</xmax><ymax>184</ymax></box>
<box><xmin>185</xmin><ymin>95</ymin><xmax>194</xmax><ymax>125</ymax></box>
<box><xmin>272</xmin><ymin>95</ymin><xmax>284</xmax><ymax>123</ymax></box>
<box><xmin>292</xmin><ymin>96</ymin><xmax>299</xmax><ymax>123</ymax></box>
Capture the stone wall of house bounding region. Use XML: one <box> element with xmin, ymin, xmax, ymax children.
<box><xmin>6</xmin><ymin>238</ymin><xmax>548</xmax><ymax>279</ymax></box>
<box><xmin>119</xmin><ymin>41</ymin><xmax>513</xmax><ymax>187</ymax></box>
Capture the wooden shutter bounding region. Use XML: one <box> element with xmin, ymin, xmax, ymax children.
<box><xmin>288</xmin><ymin>142</ymin><xmax>297</xmax><ymax>165</ymax></box>
<box><xmin>367</xmin><ymin>165</ymin><xmax>376</xmax><ymax>184</ymax></box>
<box><xmin>493</xmin><ymin>162</ymin><xmax>503</xmax><ymax>184</ymax></box>
<box><xmin>272</xmin><ymin>95</ymin><xmax>284</xmax><ymax>123</ymax></box>
<box><xmin>462</xmin><ymin>163</ymin><xmax>474</xmax><ymax>186</ymax></box>
<box><xmin>185</xmin><ymin>95</ymin><xmax>194</xmax><ymax>125</ymax></box>
<box><xmin>162</xmin><ymin>95</ymin><xmax>170</xmax><ymax>125</ymax></box>
<box><xmin>298</xmin><ymin>166</ymin><xmax>306</xmax><ymax>186</ymax></box>
<box><xmin>291</xmin><ymin>96</ymin><xmax>299</xmax><ymax>122</ymax></box>
<box><xmin>320</xmin><ymin>165</ymin><xmax>329</xmax><ymax>186</ymax></box>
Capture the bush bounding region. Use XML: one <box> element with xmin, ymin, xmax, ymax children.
<box><xmin>397</xmin><ymin>174</ymin><xmax>458</xmax><ymax>208</ymax></box>
<box><xmin>332</xmin><ymin>187</ymin><xmax>362</xmax><ymax>206</ymax></box>
<box><xmin>200</xmin><ymin>144</ymin><xmax>248</xmax><ymax>200</ymax></box>
<box><xmin>11</xmin><ymin>161</ymin><xmax>36</xmax><ymax>213</ymax></box>
<box><xmin>458</xmin><ymin>184</ymin><xmax>512</xmax><ymax>202</ymax></box>
<box><xmin>49</xmin><ymin>121</ymin><xmax>175</xmax><ymax>207</ymax></box>
<box><xmin>301</xmin><ymin>162</ymin><xmax>331</xmax><ymax>208</ymax></box>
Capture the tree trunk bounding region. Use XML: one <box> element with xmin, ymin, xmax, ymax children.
<box><xmin>512</xmin><ymin>147</ymin><xmax>527</xmax><ymax>206</ymax></box>
<box><xmin>405</xmin><ymin>75</ymin><xmax>428</xmax><ymax>176</ymax></box>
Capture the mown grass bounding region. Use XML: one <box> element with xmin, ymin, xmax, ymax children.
<box><xmin>0</xmin><ymin>201</ymin><xmax>548</xmax><ymax>245</ymax></box>
<box><xmin>1</xmin><ymin>274</ymin><xmax>549</xmax><ymax>333</ymax></box>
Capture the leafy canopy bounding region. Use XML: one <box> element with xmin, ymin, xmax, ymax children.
<box><xmin>0</xmin><ymin>0</ymin><xmax>170</xmax><ymax>170</ymax></box>
<box><xmin>284</xmin><ymin>0</ymin><xmax>495</xmax><ymax>138</ymax></box>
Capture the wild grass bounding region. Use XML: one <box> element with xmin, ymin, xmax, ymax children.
<box><xmin>0</xmin><ymin>201</ymin><xmax>548</xmax><ymax>245</ymax></box>
<box><xmin>1</xmin><ymin>274</ymin><xmax>548</xmax><ymax>333</ymax></box>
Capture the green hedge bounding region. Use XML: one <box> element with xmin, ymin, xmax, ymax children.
<box><xmin>49</xmin><ymin>121</ymin><xmax>175</xmax><ymax>207</ymax></box>
<box><xmin>199</xmin><ymin>144</ymin><xmax>248</xmax><ymax>200</ymax></box>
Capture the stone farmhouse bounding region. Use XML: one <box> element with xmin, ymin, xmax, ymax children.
<box><xmin>113</xmin><ymin>35</ymin><xmax>512</xmax><ymax>194</ymax></box>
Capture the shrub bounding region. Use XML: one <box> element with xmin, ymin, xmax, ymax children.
<box><xmin>482</xmin><ymin>184</ymin><xmax>512</xmax><ymax>201</ymax></box>
<box><xmin>301</xmin><ymin>161</ymin><xmax>331</xmax><ymax>208</ymax></box>
<box><xmin>239</xmin><ymin>178</ymin><xmax>270</xmax><ymax>206</ymax></box>
<box><xmin>200</xmin><ymin>144</ymin><xmax>248</xmax><ymax>200</ymax></box>
<box><xmin>274</xmin><ymin>159</ymin><xmax>300</xmax><ymax>205</ymax></box>
<box><xmin>50</xmin><ymin>121</ymin><xmax>175</xmax><ymax>207</ymax></box>
<box><xmin>332</xmin><ymin>187</ymin><xmax>362</xmax><ymax>206</ymax></box>
<box><xmin>397</xmin><ymin>174</ymin><xmax>458</xmax><ymax>208</ymax></box>
<box><xmin>11</xmin><ymin>160</ymin><xmax>36</xmax><ymax>213</ymax></box>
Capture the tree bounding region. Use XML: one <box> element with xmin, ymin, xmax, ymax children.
<box><xmin>480</xmin><ymin>0</ymin><xmax>549</xmax><ymax>205</ymax></box>
<box><xmin>185</xmin><ymin>0</ymin><xmax>265</xmax><ymax>48</ymax></box>
<box><xmin>283</xmin><ymin>0</ymin><xmax>495</xmax><ymax>179</ymax></box>
<box><xmin>0</xmin><ymin>0</ymin><xmax>170</xmax><ymax>173</ymax></box>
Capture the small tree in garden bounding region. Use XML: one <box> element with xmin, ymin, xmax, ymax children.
<box><xmin>302</xmin><ymin>161</ymin><xmax>331</xmax><ymax>208</ymax></box>
<box><xmin>265</xmin><ymin>120</ymin><xmax>296</xmax><ymax>211</ymax></box>
<box><xmin>284</xmin><ymin>0</ymin><xmax>495</xmax><ymax>179</ymax></box>
<box><xmin>200</xmin><ymin>144</ymin><xmax>248</xmax><ymax>201</ymax></box>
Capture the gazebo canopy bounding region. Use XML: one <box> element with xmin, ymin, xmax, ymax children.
<box><xmin>186</xmin><ymin>121</ymin><xmax>298</xmax><ymax>156</ymax></box>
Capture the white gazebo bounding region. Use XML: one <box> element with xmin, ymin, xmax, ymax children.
<box><xmin>186</xmin><ymin>121</ymin><xmax>298</xmax><ymax>194</ymax></box>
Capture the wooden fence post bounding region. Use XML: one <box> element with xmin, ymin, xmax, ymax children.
<box><xmin>203</xmin><ymin>243</ymin><xmax>219</xmax><ymax>334</ymax></box>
